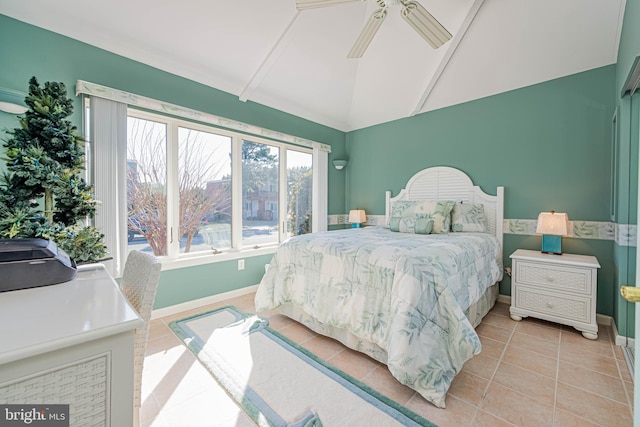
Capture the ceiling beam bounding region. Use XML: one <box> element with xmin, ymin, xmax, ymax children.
<box><xmin>410</xmin><ymin>0</ymin><xmax>484</xmax><ymax>116</ymax></box>
<box><xmin>239</xmin><ymin>11</ymin><xmax>301</xmax><ymax>102</ymax></box>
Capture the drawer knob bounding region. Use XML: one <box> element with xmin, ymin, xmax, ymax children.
<box><xmin>546</xmin><ymin>302</ymin><xmax>554</xmax><ymax>309</ymax></box>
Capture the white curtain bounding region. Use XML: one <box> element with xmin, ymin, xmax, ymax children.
<box><xmin>90</xmin><ymin>97</ymin><xmax>128</xmax><ymax>277</ymax></box>
<box><xmin>312</xmin><ymin>146</ymin><xmax>328</xmax><ymax>232</ymax></box>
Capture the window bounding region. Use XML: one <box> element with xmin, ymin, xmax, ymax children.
<box><xmin>123</xmin><ymin>110</ymin><xmax>315</xmax><ymax>262</ymax></box>
<box><xmin>286</xmin><ymin>149</ymin><xmax>313</xmax><ymax>237</ymax></box>
<box><xmin>242</xmin><ymin>140</ymin><xmax>279</xmax><ymax>247</ymax></box>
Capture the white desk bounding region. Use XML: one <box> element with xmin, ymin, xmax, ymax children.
<box><xmin>0</xmin><ymin>264</ymin><xmax>143</xmax><ymax>426</ymax></box>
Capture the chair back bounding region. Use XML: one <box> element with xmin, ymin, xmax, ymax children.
<box><xmin>120</xmin><ymin>250</ymin><xmax>162</xmax><ymax>409</ymax></box>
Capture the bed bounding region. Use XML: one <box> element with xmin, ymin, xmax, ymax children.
<box><xmin>254</xmin><ymin>166</ymin><xmax>504</xmax><ymax>408</ymax></box>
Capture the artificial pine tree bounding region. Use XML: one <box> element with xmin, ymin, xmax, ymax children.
<box><xmin>0</xmin><ymin>77</ymin><xmax>107</xmax><ymax>263</ymax></box>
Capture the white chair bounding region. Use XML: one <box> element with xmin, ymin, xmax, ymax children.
<box><xmin>119</xmin><ymin>250</ymin><xmax>162</xmax><ymax>426</ymax></box>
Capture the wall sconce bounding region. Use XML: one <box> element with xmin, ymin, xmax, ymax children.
<box><xmin>536</xmin><ymin>211</ymin><xmax>569</xmax><ymax>254</ymax></box>
<box><xmin>0</xmin><ymin>87</ymin><xmax>28</xmax><ymax>114</ymax></box>
<box><xmin>333</xmin><ymin>159</ymin><xmax>347</xmax><ymax>170</ymax></box>
<box><xmin>349</xmin><ymin>209</ymin><xmax>366</xmax><ymax>228</ymax></box>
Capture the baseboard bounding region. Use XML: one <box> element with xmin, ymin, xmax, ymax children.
<box><xmin>497</xmin><ymin>294</ymin><xmax>511</xmax><ymax>305</ymax></box>
<box><xmin>612</xmin><ymin>317</ymin><xmax>636</xmax><ymax>348</ymax></box>
<box><xmin>151</xmin><ymin>284</ymin><xmax>259</xmax><ymax>320</ymax></box>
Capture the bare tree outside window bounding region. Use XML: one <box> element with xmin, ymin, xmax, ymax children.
<box><xmin>127</xmin><ymin>117</ymin><xmax>167</xmax><ymax>255</ymax></box>
<box><xmin>126</xmin><ymin>117</ymin><xmax>231</xmax><ymax>256</ymax></box>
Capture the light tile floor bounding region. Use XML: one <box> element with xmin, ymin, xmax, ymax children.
<box><xmin>141</xmin><ymin>293</ymin><xmax>634</xmax><ymax>427</ymax></box>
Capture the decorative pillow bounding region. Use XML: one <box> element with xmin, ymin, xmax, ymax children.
<box><xmin>388</xmin><ymin>200</ymin><xmax>455</xmax><ymax>233</ymax></box>
<box><xmin>451</xmin><ymin>203</ymin><xmax>489</xmax><ymax>232</ymax></box>
<box><xmin>414</xmin><ymin>218</ymin><xmax>434</xmax><ymax>234</ymax></box>
<box><xmin>389</xmin><ymin>216</ymin><xmax>434</xmax><ymax>234</ymax></box>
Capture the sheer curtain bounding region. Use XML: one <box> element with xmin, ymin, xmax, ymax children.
<box><xmin>312</xmin><ymin>146</ymin><xmax>328</xmax><ymax>232</ymax></box>
<box><xmin>90</xmin><ymin>97</ymin><xmax>128</xmax><ymax>277</ymax></box>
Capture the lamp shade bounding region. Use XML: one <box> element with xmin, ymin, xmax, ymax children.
<box><xmin>348</xmin><ymin>209</ymin><xmax>366</xmax><ymax>224</ymax></box>
<box><xmin>536</xmin><ymin>211</ymin><xmax>569</xmax><ymax>236</ymax></box>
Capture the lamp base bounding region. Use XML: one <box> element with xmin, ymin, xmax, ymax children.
<box><xmin>541</xmin><ymin>235</ymin><xmax>562</xmax><ymax>255</ymax></box>
<box><xmin>351</xmin><ymin>223</ymin><xmax>363</xmax><ymax>228</ymax></box>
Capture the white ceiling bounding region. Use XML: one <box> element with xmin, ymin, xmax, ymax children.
<box><xmin>1</xmin><ymin>0</ymin><xmax>626</xmax><ymax>131</ymax></box>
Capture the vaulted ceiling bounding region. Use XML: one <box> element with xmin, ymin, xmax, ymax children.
<box><xmin>1</xmin><ymin>0</ymin><xmax>626</xmax><ymax>131</ymax></box>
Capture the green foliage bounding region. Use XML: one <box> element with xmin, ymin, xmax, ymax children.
<box><xmin>49</xmin><ymin>224</ymin><xmax>106</xmax><ymax>264</ymax></box>
<box><xmin>0</xmin><ymin>77</ymin><xmax>106</xmax><ymax>263</ymax></box>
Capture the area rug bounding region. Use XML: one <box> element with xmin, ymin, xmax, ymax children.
<box><xmin>170</xmin><ymin>306</ymin><xmax>436</xmax><ymax>427</ymax></box>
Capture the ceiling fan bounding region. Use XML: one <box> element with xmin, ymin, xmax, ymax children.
<box><xmin>296</xmin><ymin>0</ymin><xmax>452</xmax><ymax>58</ymax></box>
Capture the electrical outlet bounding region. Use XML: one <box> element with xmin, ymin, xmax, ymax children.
<box><xmin>238</xmin><ymin>259</ymin><xmax>245</xmax><ymax>271</ymax></box>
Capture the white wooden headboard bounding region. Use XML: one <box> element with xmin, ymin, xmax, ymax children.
<box><xmin>385</xmin><ymin>166</ymin><xmax>504</xmax><ymax>252</ymax></box>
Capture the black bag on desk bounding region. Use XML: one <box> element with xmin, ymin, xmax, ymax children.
<box><xmin>0</xmin><ymin>238</ymin><xmax>77</xmax><ymax>292</ymax></box>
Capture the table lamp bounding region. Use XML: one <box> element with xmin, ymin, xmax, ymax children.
<box><xmin>536</xmin><ymin>211</ymin><xmax>569</xmax><ymax>254</ymax></box>
<box><xmin>348</xmin><ymin>209</ymin><xmax>366</xmax><ymax>228</ymax></box>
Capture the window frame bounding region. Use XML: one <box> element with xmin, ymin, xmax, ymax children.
<box><xmin>125</xmin><ymin>108</ymin><xmax>315</xmax><ymax>270</ymax></box>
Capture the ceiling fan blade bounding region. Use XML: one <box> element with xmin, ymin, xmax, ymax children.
<box><xmin>296</xmin><ymin>0</ymin><xmax>364</xmax><ymax>10</ymax></box>
<box><xmin>347</xmin><ymin>8</ymin><xmax>387</xmax><ymax>58</ymax></box>
<box><xmin>400</xmin><ymin>1</ymin><xmax>452</xmax><ymax>49</ymax></box>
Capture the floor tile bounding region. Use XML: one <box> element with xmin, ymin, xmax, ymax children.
<box><xmin>552</xmin><ymin>408</ymin><xmax>600</xmax><ymax>427</ymax></box>
<box><xmin>501</xmin><ymin>344</ymin><xmax>557</xmax><ymax>379</ymax></box>
<box><xmin>560</xmin><ymin>328</ymin><xmax>615</xmax><ymax>358</ymax></box>
<box><xmin>509</xmin><ymin>331</ymin><xmax>559</xmax><ymax>359</ymax></box>
<box><xmin>559</xmin><ymin>340</ymin><xmax>620</xmax><ymax>378</ymax></box>
<box><xmin>490</xmin><ymin>302</ymin><xmax>511</xmax><ymax>318</ymax></box>
<box><xmin>480</xmin><ymin>382</ymin><xmax>554</xmax><ymax>427</ymax></box>
<box><xmin>481</xmin><ymin>312</ymin><xmax>518</xmax><ymax>331</ymax></box>
<box><xmin>492</xmin><ymin>361</ymin><xmax>556</xmax><ymax>405</ymax></box>
<box><xmin>461</xmin><ymin>353</ymin><xmax>500</xmax><ymax>380</ymax></box>
<box><xmin>555</xmin><ymin>382</ymin><xmax>633</xmax><ymax>427</ymax></box>
<box><xmin>360</xmin><ymin>365</ymin><xmax>416</xmax><ymax>406</ymax></box>
<box><xmin>142</xmin><ymin>292</ymin><xmax>634</xmax><ymax>427</ymax></box>
<box><xmin>478</xmin><ymin>335</ymin><xmax>506</xmax><ymax>360</ymax></box>
<box><xmin>514</xmin><ymin>319</ymin><xmax>561</xmax><ymax>343</ymax></box>
<box><xmin>447</xmin><ymin>370</ymin><xmax>489</xmax><ymax>406</ymax></box>
<box><xmin>276</xmin><ymin>320</ymin><xmax>317</xmax><ymax>344</ymax></box>
<box><xmin>326</xmin><ymin>347</ymin><xmax>380</xmax><ymax>380</ymax></box>
<box><xmin>558</xmin><ymin>361</ymin><xmax>627</xmax><ymax>404</ymax></box>
<box><xmin>406</xmin><ymin>394</ymin><xmax>478</xmax><ymax>427</ymax></box>
<box><xmin>473</xmin><ymin>410</ymin><xmax>516</xmax><ymax>427</ymax></box>
<box><xmin>475</xmin><ymin>322</ymin><xmax>513</xmax><ymax>343</ymax></box>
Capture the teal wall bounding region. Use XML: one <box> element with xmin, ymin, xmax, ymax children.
<box><xmin>2</xmin><ymin>10</ymin><xmax>638</xmax><ymax>326</ymax></box>
<box><xmin>613</xmin><ymin>0</ymin><xmax>640</xmax><ymax>337</ymax></box>
<box><xmin>345</xmin><ymin>66</ymin><xmax>617</xmax><ymax>316</ymax></box>
<box><xmin>0</xmin><ymin>15</ymin><xmax>347</xmax><ymax>309</ymax></box>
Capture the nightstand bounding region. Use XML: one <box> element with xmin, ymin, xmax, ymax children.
<box><xmin>509</xmin><ymin>249</ymin><xmax>601</xmax><ymax>339</ymax></box>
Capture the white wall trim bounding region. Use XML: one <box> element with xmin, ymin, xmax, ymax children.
<box><xmin>611</xmin><ymin>317</ymin><xmax>636</xmax><ymax>348</ymax></box>
<box><xmin>151</xmin><ymin>284</ymin><xmax>259</xmax><ymax>320</ymax></box>
<box><xmin>76</xmin><ymin>80</ymin><xmax>331</xmax><ymax>152</ymax></box>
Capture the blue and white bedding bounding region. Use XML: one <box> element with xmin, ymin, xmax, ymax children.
<box><xmin>254</xmin><ymin>226</ymin><xmax>503</xmax><ymax>408</ymax></box>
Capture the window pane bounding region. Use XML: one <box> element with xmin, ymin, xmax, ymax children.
<box><xmin>178</xmin><ymin>127</ymin><xmax>232</xmax><ymax>253</ymax></box>
<box><xmin>127</xmin><ymin>117</ymin><xmax>168</xmax><ymax>256</ymax></box>
<box><xmin>242</xmin><ymin>141</ymin><xmax>279</xmax><ymax>246</ymax></box>
<box><xmin>287</xmin><ymin>150</ymin><xmax>313</xmax><ymax>237</ymax></box>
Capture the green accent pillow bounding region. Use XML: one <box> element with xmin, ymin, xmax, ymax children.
<box><xmin>389</xmin><ymin>216</ymin><xmax>418</xmax><ymax>233</ymax></box>
<box><xmin>415</xmin><ymin>218</ymin><xmax>434</xmax><ymax>234</ymax></box>
<box><xmin>451</xmin><ymin>203</ymin><xmax>489</xmax><ymax>232</ymax></box>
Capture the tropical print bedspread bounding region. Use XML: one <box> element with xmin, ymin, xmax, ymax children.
<box><xmin>254</xmin><ymin>226</ymin><xmax>503</xmax><ymax>408</ymax></box>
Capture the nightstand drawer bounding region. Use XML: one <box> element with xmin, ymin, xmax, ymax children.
<box><xmin>514</xmin><ymin>261</ymin><xmax>593</xmax><ymax>294</ymax></box>
<box><xmin>514</xmin><ymin>286</ymin><xmax>591</xmax><ymax>324</ymax></box>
